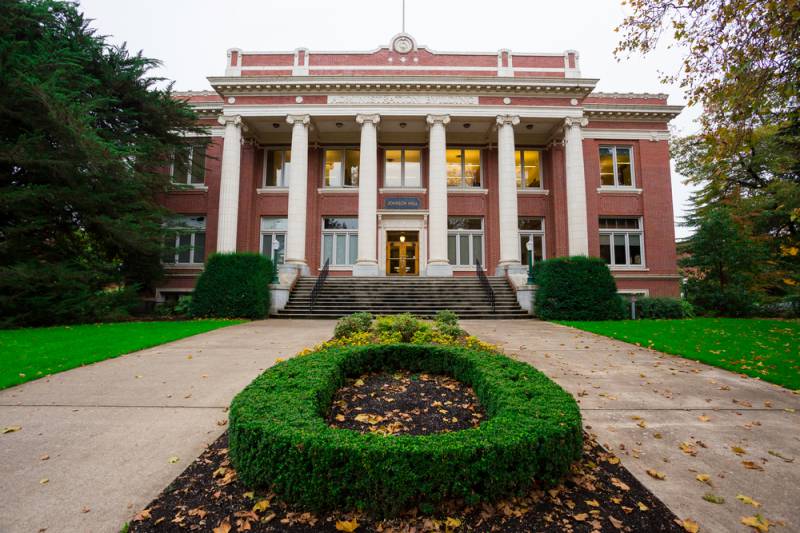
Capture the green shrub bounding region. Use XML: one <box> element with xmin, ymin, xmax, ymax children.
<box><xmin>635</xmin><ymin>297</ymin><xmax>694</xmax><ymax>319</ymax></box>
<box><xmin>333</xmin><ymin>312</ymin><xmax>374</xmax><ymax>339</ymax></box>
<box><xmin>434</xmin><ymin>310</ymin><xmax>459</xmax><ymax>326</ymax></box>
<box><xmin>534</xmin><ymin>256</ymin><xmax>625</xmax><ymax>320</ymax></box>
<box><xmin>372</xmin><ymin>313</ymin><xmax>427</xmax><ymax>342</ymax></box>
<box><xmin>190</xmin><ymin>253</ymin><xmax>272</xmax><ymax>319</ymax></box>
<box><xmin>173</xmin><ymin>295</ymin><xmax>193</xmax><ymax>316</ymax></box>
<box><xmin>229</xmin><ymin>344</ymin><xmax>582</xmax><ymax>516</ymax></box>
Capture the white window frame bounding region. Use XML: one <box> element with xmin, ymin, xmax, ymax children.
<box><xmin>322</xmin><ymin>148</ymin><xmax>360</xmax><ymax>188</ymax></box>
<box><xmin>262</xmin><ymin>148</ymin><xmax>291</xmax><ymax>188</ymax></box>
<box><xmin>383</xmin><ymin>147</ymin><xmax>423</xmax><ymax>188</ymax></box>
<box><xmin>259</xmin><ymin>217</ymin><xmax>288</xmax><ymax>265</ymax></box>
<box><xmin>447</xmin><ymin>217</ymin><xmax>485</xmax><ymax>267</ymax></box>
<box><xmin>599</xmin><ymin>145</ymin><xmax>636</xmax><ymax>188</ymax></box>
<box><xmin>446</xmin><ymin>147</ymin><xmax>483</xmax><ymax>188</ymax></box>
<box><xmin>599</xmin><ymin>217</ymin><xmax>646</xmax><ymax>269</ymax></box>
<box><xmin>170</xmin><ymin>143</ymin><xmax>207</xmax><ymax>187</ymax></box>
<box><xmin>163</xmin><ymin>215</ymin><xmax>206</xmax><ymax>265</ymax></box>
<box><xmin>516</xmin><ymin>149</ymin><xmax>544</xmax><ymax>190</ymax></box>
<box><xmin>519</xmin><ymin>217</ymin><xmax>546</xmax><ymax>265</ymax></box>
<box><xmin>321</xmin><ymin>217</ymin><xmax>359</xmax><ymax>267</ymax></box>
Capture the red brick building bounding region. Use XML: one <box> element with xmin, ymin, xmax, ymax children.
<box><xmin>159</xmin><ymin>33</ymin><xmax>682</xmax><ymax>309</ymax></box>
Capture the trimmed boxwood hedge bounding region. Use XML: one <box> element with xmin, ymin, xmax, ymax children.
<box><xmin>229</xmin><ymin>344</ymin><xmax>583</xmax><ymax>516</ymax></box>
<box><xmin>534</xmin><ymin>256</ymin><xmax>626</xmax><ymax>320</ymax></box>
<box><xmin>190</xmin><ymin>253</ymin><xmax>272</xmax><ymax>319</ymax></box>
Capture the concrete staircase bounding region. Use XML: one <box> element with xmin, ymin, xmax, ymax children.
<box><xmin>272</xmin><ymin>276</ymin><xmax>529</xmax><ymax>319</ymax></box>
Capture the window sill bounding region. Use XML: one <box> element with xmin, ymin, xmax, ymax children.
<box><xmin>448</xmin><ymin>188</ymin><xmax>488</xmax><ymax>195</ymax></box>
<box><xmin>163</xmin><ymin>263</ymin><xmax>204</xmax><ymax>269</ymax></box>
<box><xmin>257</xmin><ymin>187</ymin><xmax>289</xmax><ymax>194</ymax></box>
<box><xmin>169</xmin><ymin>185</ymin><xmax>208</xmax><ymax>192</ymax></box>
<box><xmin>380</xmin><ymin>187</ymin><xmax>427</xmax><ymax>194</ymax></box>
<box><xmin>452</xmin><ymin>265</ymin><xmax>479</xmax><ymax>271</ymax></box>
<box><xmin>324</xmin><ymin>265</ymin><xmax>354</xmax><ymax>271</ymax></box>
<box><xmin>609</xmin><ymin>266</ymin><xmax>649</xmax><ymax>272</ymax></box>
<box><xmin>597</xmin><ymin>187</ymin><xmax>642</xmax><ymax>194</ymax></box>
<box><xmin>517</xmin><ymin>189</ymin><xmax>549</xmax><ymax>196</ymax></box>
<box><xmin>317</xmin><ymin>187</ymin><xmax>359</xmax><ymax>194</ymax></box>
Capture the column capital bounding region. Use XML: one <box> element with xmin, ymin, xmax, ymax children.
<box><xmin>496</xmin><ymin>114</ymin><xmax>520</xmax><ymax>127</ymax></box>
<box><xmin>218</xmin><ymin>114</ymin><xmax>243</xmax><ymax>127</ymax></box>
<box><xmin>426</xmin><ymin>114</ymin><xmax>451</xmax><ymax>126</ymax></box>
<box><xmin>286</xmin><ymin>114</ymin><xmax>311</xmax><ymax>126</ymax></box>
<box><xmin>563</xmin><ymin>116</ymin><xmax>589</xmax><ymax>129</ymax></box>
<box><xmin>355</xmin><ymin>113</ymin><xmax>380</xmax><ymax>125</ymax></box>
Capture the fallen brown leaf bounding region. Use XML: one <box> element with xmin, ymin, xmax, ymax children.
<box><xmin>646</xmin><ymin>469</ymin><xmax>666</xmax><ymax>480</ymax></box>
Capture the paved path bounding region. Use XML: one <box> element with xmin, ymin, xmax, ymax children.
<box><xmin>0</xmin><ymin>319</ymin><xmax>335</xmax><ymax>533</ymax></box>
<box><xmin>462</xmin><ymin>320</ymin><xmax>800</xmax><ymax>533</ymax></box>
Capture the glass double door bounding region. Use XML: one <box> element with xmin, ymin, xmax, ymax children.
<box><xmin>386</xmin><ymin>231</ymin><xmax>419</xmax><ymax>276</ymax></box>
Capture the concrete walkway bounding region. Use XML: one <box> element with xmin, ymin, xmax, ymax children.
<box><xmin>462</xmin><ymin>320</ymin><xmax>800</xmax><ymax>533</ymax></box>
<box><xmin>0</xmin><ymin>320</ymin><xmax>335</xmax><ymax>533</ymax></box>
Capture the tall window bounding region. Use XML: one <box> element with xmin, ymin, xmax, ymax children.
<box><xmin>162</xmin><ymin>215</ymin><xmax>206</xmax><ymax>265</ymax></box>
<box><xmin>515</xmin><ymin>150</ymin><xmax>542</xmax><ymax>189</ymax></box>
<box><xmin>599</xmin><ymin>217</ymin><xmax>644</xmax><ymax>266</ymax></box>
<box><xmin>260</xmin><ymin>217</ymin><xmax>287</xmax><ymax>265</ymax></box>
<box><xmin>322</xmin><ymin>217</ymin><xmax>358</xmax><ymax>266</ymax></box>
<box><xmin>171</xmin><ymin>144</ymin><xmax>206</xmax><ymax>186</ymax></box>
<box><xmin>599</xmin><ymin>146</ymin><xmax>634</xmax><ymax>187</ymax></box>
<box><xmin>263</xmin><ymin>149</ymin><xmax>291</xmax><ymax>187</ymax></box>
<box><xmin>323</xmin><ymin>149</ymin><xmax>360</xmax><ymax>187</ymax></box>
<box><xmin>446</xmin><ymin>148</ymin><xmax>481</xmax><ymax>188</ymax></box>
<box><xmin>384</xmin><ymin>149</ymin><xmax>422</xmax><ymax>187</ymax></box>
<box><xmin>519</xmin><ymin>217</ymin><xmax>545</xmax><ymax>265</ymax></box>
<box><xmin>447</xmin><ymin>217</ymin><xmax>484</xmax><ymax>266</ymax></box>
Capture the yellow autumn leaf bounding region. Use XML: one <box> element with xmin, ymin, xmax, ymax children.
<box><xmin>682</xmin><ymin>518</ymin><xmax>700</xmax><ymax>533</ymax></box>
<box><xmin>637</xmin><ymin>501</ymin><xmax>649</xmax><ymax>511</ymax></box>
<box><xmin>445</xmin><ymin>516</ymin><xmax>462</xmax><ymax>531</ymax></box>
<box><xmin>741</xmin><ymin>514</ymin><xmax>770</xmax><ymax>532</ymax></box>
<box><xmin>737</xmin><ymin>494</ymin><xmax>761</xmax><ymax>507</ymax></box>
<box><xmin>573</xmin><ymin>513</ymin><xmax>588</xmax><ymax>521</ymax></box>
<box><xmin>731</xmin><ymin>446</ymin><xmax>747</xmax><ymax>455</ymax></box>
<box><xmin>2</xmin><ymin>425</ymin><xmax>22</xmax><ymax>434</ymax></box>
<box><xmin>39</xmin><ymin>478</ymin><xmax>49</xmax><ymax>484</ymax></box>
<box><xmin>274</xmin><ymin>358</ymin><xmax>285</xmax><ymax>363</ymax></box>
<box><xmin>243</xmin><ymin>491</ymin><xmax>255</xmax><ymax>500</ymax></box>
<box><xmin>335</xmin><ymin>414</ymin><xmax>346</xmax><ymax>422</ymax></box>
<box><xmin>607</xmin><ymin>456</ymin><xmax>620</xmax><ymax>464</ymax></box>
<box><xmin>646</xmin><ymin>468</ymin><xmax>666</xmax><ymax>480</ymax></box>
<box><xmin>585</xmin><ymin>499</ymin><xmax>600</xmax><ymax>507</ymax></box>
<box><xmin>168</xmin><ymin>456</ymin><xmax>179</xmax><ymax>464</ymax></box>
<box><xmin>252</xmin><ymin>499</ymin><xmax>270</xmax><ymax>513</ymax></box>
<box><xmin>354</xmin><ymin>413</ymin><xmax>384</xmax><ymax>425</ymax></box>
<box><xmin>698</xmin><ymin>415</ymin><xmax>711</xmax><ymax>422</ymax></box>
<box><xmin>354</xmin><ymin>379</ymin><xmax>365</xmax><ymax>387</ymax></box>
<box><xmin>335</xmin><ymin>518</ymin><xmax>359</xmax><ymax>532</ymax></box>
<box><xmin>696</xmin><ymin>473</ymin><xmax>711</xmax><ymax>485</ymax></box>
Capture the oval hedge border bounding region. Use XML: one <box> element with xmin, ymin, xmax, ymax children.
<box><xmin>229</xmin><ymin>343</ymin><xmax>583</xmax><ymax>516</ymax></box>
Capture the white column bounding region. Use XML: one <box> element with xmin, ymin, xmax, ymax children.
<box><xmin>353</xmin><ymin>114</ymin><xmax>380</xmax><ymax>276</ymax></box>
<box><xmin>564</xmin><ymin>117</ymin><xmax>589</xmax><ymax>255</ymax></box>
<box><xmin>284</xmin><ymin>114</ymin><xmax>310</xmax><ymax>274</ymax></box>
<box><xmin>496</xmin><ymin>114</ymin><xmax>522</xmax><ymax>273</ymax></box>
<box><xmin>216</xmin><ymin>115</ymin><xmax>243</xmax><ymax>253</ymax></box>
<box><xmin>426</xmin><ymin>114</ymin><xmax>452</xmax><ymax>276</ymax></box>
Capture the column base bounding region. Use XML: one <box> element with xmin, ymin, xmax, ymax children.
<box><xmin>426</xmin><ymin>262</ymin><xmax>453</xmax><ymax>277</ymax></box>
<box><xmin>269</xmin><ymin>283</ymin><xmax>291</xmax><ymax>314</ymax></box>
<box><xmin>352</xmin><ymin>262</ymin><xmax>380</xmax><ymax>277</ymax></box>
<box><xmin>495</xmin><ymin>262</ymin><xmax>526</xmax><ymax>276</ymax></box>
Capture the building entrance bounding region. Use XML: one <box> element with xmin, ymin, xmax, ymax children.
<box><xmin>386</xmin><ymin>231</ymin><xmax>419</xmax><ymax>276</ymax></box>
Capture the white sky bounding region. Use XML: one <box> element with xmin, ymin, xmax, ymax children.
<box><xmin>78</xmin><ymin>0</ymin><xmax>700</xmax><ymax>239</ymax></box>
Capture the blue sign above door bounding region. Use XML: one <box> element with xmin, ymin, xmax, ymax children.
<box><xmin>383</xmin><ymin>197</ymin><xmax>421</xmax><ymax>210</ymax></box>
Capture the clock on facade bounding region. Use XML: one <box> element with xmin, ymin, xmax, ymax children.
<box><xmin>392</xmin><ymin>35</ymin><xmax>414</xmax><ymax>54</ymax></box>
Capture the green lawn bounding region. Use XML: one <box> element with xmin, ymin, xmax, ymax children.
<box><xmin>0</xmin><ymin>320</ymin><xmax>245</xmax><ymax>390</ymax></box>
<box><xmin>560</xmin><ymin>318</ymin><xmax>800</xmax><ymax>390</ymax></box>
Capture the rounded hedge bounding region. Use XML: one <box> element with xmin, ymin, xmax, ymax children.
<box><xmin>190</xmin><ymin>253</ymin><xmax>272</xmax><ymax>319</ymax></box>
<box><xmin>534</xmin><ymin>256</ymin><xmax>626</xmax><ymax>320</ymax></box>
<box><xmin>229</xmin><ymin>344</ymin><xmax>582</xmax><ymax>516</ymax></box>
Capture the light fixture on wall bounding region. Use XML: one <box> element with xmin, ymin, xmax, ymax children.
<box><xmin>526</xmin><ymin>124</ymin><xmax>534</xmax><ymax>130</ymax></box>
<box><xmin>463</xmin><ymin>123</ymin><xmax>471</xmax><ymax>129</ymax></box>
<box><xmin>272</xmin><ymin>123</ymin><xmax>280</xmax><ymax>129</ymax></box>
<box><xmin>399</xmin><ymin>122</ymin><xmax>407</xmax><ymax>128</ymax></box>
<box><xmin>399</xmin><ymin>234</ymin><xmax>406</xmax><ymax>242</ymax></box>
<box><xmin>335</xmin><ymin>122</ymin><xmax>344</xmax><ymax>128</ymax></box>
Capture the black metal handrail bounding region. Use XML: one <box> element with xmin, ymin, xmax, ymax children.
<box><xmin>475</xmin><ymin>258</ymin><xmax>496</xmax><ymax>313</ymax></box>
<box><xmin>309</xmin><ymin>258</ymin><xmax>330</xmax><ymax>311</ymax></box>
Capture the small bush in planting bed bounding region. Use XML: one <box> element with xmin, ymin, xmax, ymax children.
<box><xmin>635</xmin><ymin>297</ymin><xmax>694</xmax><ymax>319</ymax></box>
<box><xmin>333</xmin><ymin>312</ymin><xmax>374</xmax><ymax>338</ymax></box>
<box><xmin>229</xmin><ymin>343</ymin><xmax>582</xmax><ymax>516</ymax></box>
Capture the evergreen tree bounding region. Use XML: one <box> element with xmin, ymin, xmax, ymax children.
<box><xmin>0</xmin><ymin>0</ymin><xmax>202</xmax><ymax>326</ymax></box>
<box><xmin>681</xmin><ymin>208</ymin><xmax>765</xmax><ymax>316</ymax></box>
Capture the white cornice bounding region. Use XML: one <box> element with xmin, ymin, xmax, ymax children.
<box><xmin>207</xmin><ymin>75</ymin><xmax>599</xmax><ymax>98</ymax></box>
<box><xmin>221</xmin><ymin>104</ymin><xmax>584</xmax><ymax>120</ymax></box>
<box><xmin>584</xmin><ymin>104</ymin><xmax>683</xmax><ymax>121</ymax></box>
<box><xmin>582</xmin><ymin>129</ymin><xmax>671</xmax><ymax>141</ymax></box>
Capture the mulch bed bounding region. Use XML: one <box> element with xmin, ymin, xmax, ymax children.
<box><xmin>326</xmin><ymin>371</ymin><xmax>485</xmax><ymax>435</ymax></box>
<box><xmin>129</xmin><ymin>371</ymin><xmax>685</xmax><ymax>533</ymax></box>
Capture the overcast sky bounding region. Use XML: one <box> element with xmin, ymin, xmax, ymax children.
<box><xmin>78</xmin><ymin>0</ymin><xmax>700</xmax><ymax>239</ymax></box>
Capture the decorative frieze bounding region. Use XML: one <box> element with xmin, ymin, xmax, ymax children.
<box><xmin>329</xmin><ymin>95</ymin><xmax>479</xmax><ymax>106</ymax></box>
